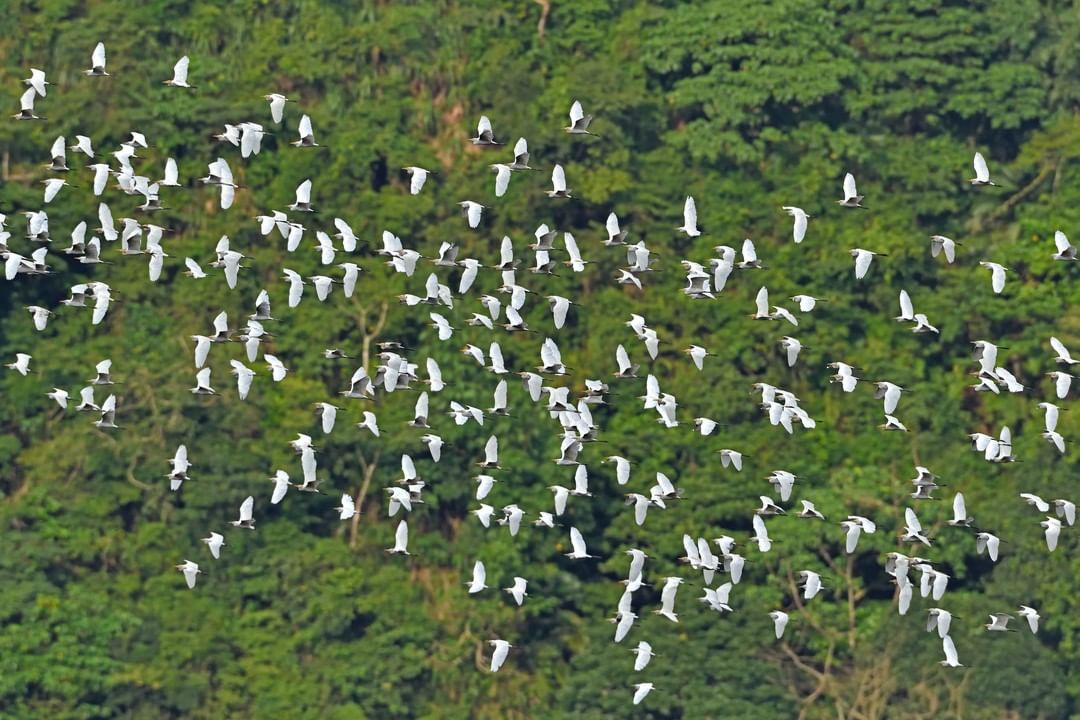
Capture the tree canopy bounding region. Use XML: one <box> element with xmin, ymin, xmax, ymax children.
<box><xmin>0</xmin><ymin>1</ymin><xmax>1077</xmax><ymax>719</ymax></box>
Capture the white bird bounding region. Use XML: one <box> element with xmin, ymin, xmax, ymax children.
<box><xmin>677</xmin><ymin>196</ymin><xmax>700</xmax><ymax>236</ymax></box>
<box><xmin>566</xmin><ymin>526</ymin><xmax>593</xmax><ymax>559</ymax></box>
<box><xmin>798</xmin><ymin>570</ymin><xmax>823</xmax><ymax>600</ymax></box>
<box><xmin>289</xmin><ymin>179</ymin><xmax>314</xmax><ymax>212</ymax></box>
<box><xmin>1041</xmin><ymin>517</ymin><xmax>1062</xmax><ymax>551</ymax></box>
<box><xmin>783</xmin><ymin>206</ymin><xmax>810</xmax><ymax>244</ymax></box>
<box><xmin>387</xmin><ymin>519</ymin><xmax>410</xmax><ymax>554</ymax></box>
<box><xmin>1050</xmin><ymin>336</ymin><xmax>1076</xmax><ymax>365</ymax></box>
<box><xmin>42</xmin><ymin>178</ymin><xmax>70</xmax><ymax>204</ymax></box>
<box><xmin>685</xmin><ymin>345</ymin><xmax>710</xmax><ymax>371</ymax></box>
<box><xmin>850</xmin><ymin>248</ymin><xmax>884</xmax><ymax>279</ymax></box>
<box><xmin>632</xmin><ymin>683</ymin><xmax>655</xmax><ymax>706</ymax></box>
<box><xmin>895</xmin><ymin>290</ymin><xmax>914</xmax><ymax>322</ymax></box>
<box><xmin>292</xmin><ymin>114</ymin><xmax>318</xmax><ymax>147</ymax></box>
<box><xmin>429</xmin><ymin>312</ymin><xmax>454</xmax><ymax>341</ymax></box>
<box><xmin>458</xmin><ymin>201</ymin><xmax>484</xmax><ymax>228</ymax></box>
<box><xmin>1021</xmin><ymin>493</ymin><xmax>1051</xmax><ymax>513</ymax></box>
<box><xmin>201</xmin><ymin>532</ymin><xmax>224</xmax><ymax>560</ymax></box>
<box><xmin>605</xmin><ymin>212</ymin><xmax>628</xmax><ymax>245</ymax></box>
<box><xmin>790</xmin><ymin>294</ymin><xmax>820</xmax><ymax>313</ymax></box>
<box><xmin>471</xmin><ymin>115</ymin><xmax>501</xmax><ymax>145</ymax></box>
<box><xmin>547</xmin><ymin>295</ymin><xmax>573</xmax><ymax>329</ymax></box>
<box><xmin>85</xmin><ymin>42</ymin><xmax>108</xmax><ymax>76</ymax></box>
<box><xmin>176</xmin><ymin>560</ymin><xmax>200</xmax><ymax>589</ymax></box>
<box><xmin>467</xmin><ymin>560</ymin><xmax>488</xmax><ymax>594</ymax></box>
<box><xmin>230</xmin><ymin>496</ymin><xmax>255</xmax><ymax>529</ymax></box>
<box><xmin>880</xmin><ymin>414</ymin><xmax>908</xmax><ymax>432</ymax></box>
<box><xmin>979</xmin><ymin>261</ymin><xmax>1009</xmax><ymax>294</ymax></box>
<box><xmin>632</xmin><ymin>641</ymin><xmax>655</xmax><ymax>671</ymax></box>
<box><xmin>940</xmin><ymin>635</ymin><xmax>962</xmax><ymax>667</ymax></box>
<box><xmin>837</xmin><ymin>172</ymin><xmax>865</xmax><ymax>208</ymax></box>
<box><xmin>46</xmin><ymin>387</ymin><xmax>69</xmax><ymax>409</ymax></box>
<box><xmin>24</xmin><ymin>68</ymin><xmax>50</xmax><ymax>97</ymax></box>
<box><xmin>229</xmin><ymin>360</ymin><xmax>255</xmax><ymax>400</ymax></box>
<box><xmin>751</xmin><ymin>513</ymin><xmax>773</xmax><ymax>553</ymax></box>
<box><xmin>1047</xmin><ymin>371</ymin><xmax>1072</xmax><ymax>400</ymax></box>
<box><xmin>1055</xmin><ymin>498</ymin><xmax>1076</xmax><ymax>526</ymax></box>
<box><xmin>780</xmin><ymin>336</ymin><xmax>803</xmax><ymax>367</ymax></box>
<box><xmin>357</xmin><ymin>411</ymin><xmax>380</xmax><ymax>437</ymax></box>
<box><xmin>7</xmin><ymin>353</ymin><xmax>32</xmax><ymax>376</ymax></box>
<box><xmin>975</xmin><ymin>531</ymin><xmax>1001</xmax><ymax>562</ymax></box>
<box><xmin>488</xmin><ymin>639</ymin><xmax>511</xmax><ymax>672</ymax></box>
<box><xmin>1052</xmin><ymin>230</ymin><xmax>1077</xmax><ymax>261</ymax></box>
<box><xmin>547</xmin><ymin>164</ymin><xmax>571</xmax><ymax>198</ymax></box>
<box><xmin>490</xmin><ymin>163</ymin><xmax>512</xmax><ymax>197</ymax></box>
<box><xmin>769</xmin><ymin>610</ymin><xmax>789</xmax><ymax>639</ymax></box>
<box><xmin>505</xmin><ymin>577</ymin><xmax>528</xmax><ymax>606</ymax></box>
<box><xmin>873</xmin><ymin>381</ymin><xmax>905</xmax><ymax>415</ymax></box>
<box><xmin>719</xmin><ymin>448</ymin><xmax>744</xmax><ymax>472</ymax></box>
<box><xmin>403</xmin><ymin>166</ymin><xmax>430</xmax><ymax>195</ymax></box>
<box><xmin>1017</xmin><ymin>605</ymin><xmax>1040</xmax><ymax>634</ymax></box>
<box><xmin>270</xmin><ymin>471</ymin><xmax>290</xmax><ymax>505</ymax></box>
<box><xmin>334</xmin><ymin>493</ymin><xmax>355</xmax><ymax>520</ymax></box>
<box><xmin>970</xmin><ymin>151</ymin><xmax>996</xmax><ymax>186</ymax></box>
<box><xmin>264</xmin><ymin>93</ymin><xmax>290</xmax><ymax>123</ymax></box>
<box><xmin>929</xmin><ymin>235</ymin><xmax>958</xmax><ymax>263</ymax></box>
<box><xmin>26</xmin><ymin>306</ymin><xmax>52</xmax><ymax>332</ymax></box>
<box><xmin>164</xmin><ymin>55</ymin><xmax>192</xmax><ymax>87</ymax></box>
<box><xmin>564</xmin><ymin>100</ymin><xmax>596</xmax><ymax>134</ymax></box>
<box><xmin>1042</xmin><ymin>430</ymin><xmax>1066</xmax><ymax>454</ymax></box>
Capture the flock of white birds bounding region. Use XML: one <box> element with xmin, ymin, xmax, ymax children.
<box><xmin>5</xmin><ymin>45</ymin><xmax>1079</xmax><ymax>706</ymax></box>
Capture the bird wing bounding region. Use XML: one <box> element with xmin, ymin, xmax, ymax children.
<box><xmin>755</xmin><ymin>286</ymin><xmax>769</xmax><ymax>317</ymax></box>
<box><xmin>616</xmin><ymin>344</ymin><xmax>631</xmax><ymax>373</ymax></box>
<box><xmin>973</xmin><ymin>152</ymin><xmax>989</xmax><ymax>181</ymax></box>
<box><xmin>843</xmin><ymin>172</ymin><xmax>857</xmax><ymax>200</ymax></box>
<box><xmin>942</xmin><ymin>635</ymin><xmax>958</xmax><ymax>665</ymax></box>
<box><xmin>467</xmin><ymin>203</ymin><xmax>482</xmax><ymax>227</ymax></box>
<box><xmin>1054</xmin><ymin>230</ymin><xmax>1071</xmax><ymax>253</ymax></box>
<box><xmin>683</xmin><ymin>196</ymin><xmax>697</xmax><ymax>227</ymax></box>
<box><xmin>298</xmin><ymin>114</ymin><xmax>313</xmax><ymax>140</ymax></box>
<box><xmin>570</xmin><ymin>527</ymin><xmax>586</xmax><ymax>554</ymax></box>
<box><xmin>741</xmin><ymin>238</ymin><xmax>757</xmax><ymax>263</ymax></box>
<box><xmin>295</xmin><ymin>179</ymin><xmax>312</xmax><ymax>204</ymax></box>
<box><xmin>606</xmin><ymin>212</ymin><xmax>621</xmax><ymax>237</ymax></box>
<box><xmin>855</xmin><ymin>251</ymin><xmax>872</xmax><ymax>278</ymax></box>
<box><xmin>551</xmin><ymin>164</ymin><xmax>566</xmax><ymax>192</ymax></box>
<box><xmin>239</xmin><ymin>495</ymin><xmax>254</xmax><ymax>521</ymax></box>
<box><xmin>173</xmin><ymin>55</ymin><xmax>189</xmax><ymax>83</ymax></box>
<box><xmin>952</xmin><ymin>492</ymin><xmax>966</xmax><ymax>522</ymax></box>
<box><xmin>494</xmin><ymin>164</ymin><xmax>510</xmax><ymax>197</ymax></box>
<box><xmin>792</xmin><ymin>209</ymin><xmax>807</xmax><ymax>243</ymax></box>
<box><xmin>899</xmin><ymin>290</ymin><xmax>913</xmax><ymax>319</ymax></box>
<box><xmin>569</xmin><ymin>100</ymin><xmax>584</xmax><ymax>124</ymax></box>
<box><xmin>564</xmin><ymin>232</ymin><xmax>583</xmax><ymax>264</ymax></box>
<box><xmin>92</xmin><ymin>42</ymin><xmax>106</xmax><ymax>68</ymax></box>
<box><xmin>477</xmin><ymin>115</ymin><xmax>493</xmax><ymax>136</ymax></box>
<box><xmin>905</xmin><ymin>507</ymin><xmax>922</xmax><ymax>533</ymax></box>
<box><xmin>991</xmin><ymin>265</ymin><xmax>1005</xmax><ymax>293</ymax></box>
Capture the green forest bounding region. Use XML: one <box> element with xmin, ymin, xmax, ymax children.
<box><xmin>0</xmin><ymin>1</ymin><xmax>1078</xmax><ymax>718</ymax></box>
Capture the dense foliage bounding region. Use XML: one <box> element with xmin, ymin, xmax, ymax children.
<box><xmin>0</xmin><ymin>1</ymin><xmax>1077</xmax><ymax>718</ymax></box>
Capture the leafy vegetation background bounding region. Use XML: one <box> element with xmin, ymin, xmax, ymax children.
<box><xmin>0</xmin><ymin>1</ymin><xmax>1078</xmax><ymax>718</ymax></box>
